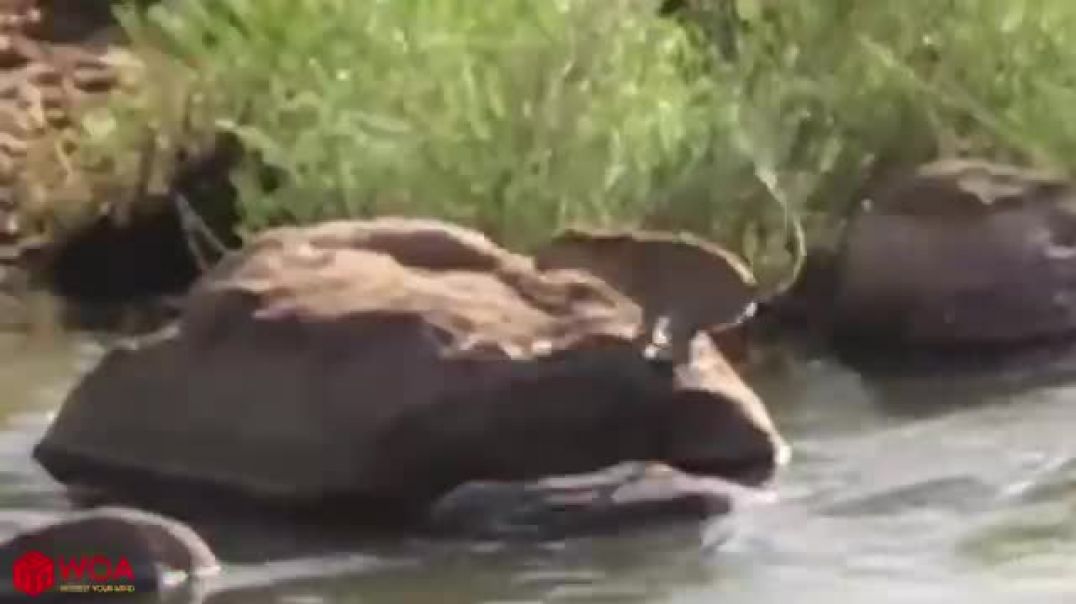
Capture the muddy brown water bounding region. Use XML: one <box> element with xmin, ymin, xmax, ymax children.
<box><xmin>2</xmin><ymin>332</ymin><xmax>1076</xmax><ymax>603</ymax></box>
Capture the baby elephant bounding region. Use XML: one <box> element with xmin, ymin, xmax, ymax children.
<box><xmin>534</xmin><ymin>228</ymin><xmax>760</xmax><ymax>363</ymax></box>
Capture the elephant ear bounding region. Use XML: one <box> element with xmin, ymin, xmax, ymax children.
<box><xmin>536</xmin><ymin>227</ymin><xmax>761</xmax><ymax>328</ymax></box>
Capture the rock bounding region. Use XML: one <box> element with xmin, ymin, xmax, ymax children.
<box><xmin>0</xmin><ymin>506</ymin><xmax>219</xmax><ymax>600</ymax></box>
<box><xmin>534</xmin><ymin>227</ymin><xmax>760</xmax><ymax>362</ymax></box>
<box><xmin>423</xmin><ymin>462</ymin><xmax>734</xmax><ymax>539</ymax></box>
<box><xmin>833</xmin><ymin>159</ymin><xmax>1076</xmax><ymax>349</ymax></box>
<box><xmin>34</xmin><ymin>217</ymin><xmax>787</xmax><ymax>524</ymax></box>
<box><xmin>0</xmin><ymin>0</ymin><xmax>127</xmax><ymax>268</ymax></box>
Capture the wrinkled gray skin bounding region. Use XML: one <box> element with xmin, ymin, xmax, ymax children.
<box><xmin>369</xmin><ymin>335</ymin><xmax>788</xmax><ymax>516</ymax></box>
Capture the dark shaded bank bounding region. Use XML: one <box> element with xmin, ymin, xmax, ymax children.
<box><xmin>0</xmin><ymin>131</ymin><xmax>245</xmax><ymax>335</ymax></box>
<box><xmin>43</xmin><ymin>138</ymin><xmax>243</xmax><ymax>307</ymax></box>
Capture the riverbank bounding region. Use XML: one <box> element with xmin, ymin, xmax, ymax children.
<box><xmin>9</xmin><ymin>0</ymin><xmax>1076</xmax><ymax>324</ymax></box>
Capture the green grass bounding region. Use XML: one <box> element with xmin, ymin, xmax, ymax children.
<box><xmin>679</xmin><ymin>0</ymin><xmax>1076</xmax><ymax>225</ymax></box>
<box><xmin>73</xmin><ymin>0</ymin><xmax>729</xmax><ymax>249</ymax></box>
<box><xmin>50</xmin><ymin>0</ymin><xmax>1076</xmax><ymax>287</ymax></box>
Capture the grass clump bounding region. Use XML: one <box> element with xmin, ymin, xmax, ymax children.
<box><xmin>675</xmin><ymin>0</ymin><xmax>1076</xmax><ymax>243</ymax></box>
<box><xmin>72</xmin><ymin>0</ymin><xmax>728</xmax><ymax>250</ymax></box>
<box><xmin>43</xmin><ymin>0</ymin><xmax>1076</xmax><ymax>288</ymax></box>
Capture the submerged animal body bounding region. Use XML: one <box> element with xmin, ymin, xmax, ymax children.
<box><xmin>534</xmin><ymin>228</ymin><xmax>761</xmax><ymax>362</ymax></box>
<box><xmin>34</xmin><ymin>218</ymin><xmax>789</xmax><ymax>525</ymax></box>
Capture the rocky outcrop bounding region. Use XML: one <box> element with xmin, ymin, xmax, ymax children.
<box><xmin>0</xmin><ymin>0</ymin><xmax>127</xmax><ymax>244</ymax></box>
<box><xmin>0</xmin><ymin>506</ymin><xmax>219</xmax><ymax>599</ymax></box>
<box><xmin>832</xmin><ymin>159</ymin><xmax>1076</xmax><ymax>349</ymax></box>
<box><xmin>33</xmin><ymin>217</ymin><xmax>787</xmax><ymax>525</ymax></box>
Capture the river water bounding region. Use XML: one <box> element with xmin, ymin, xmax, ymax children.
<box><xmin>2</xmin><ymin>331</ymin><xmax>1076</xmax><ymax>603</ymax></box>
